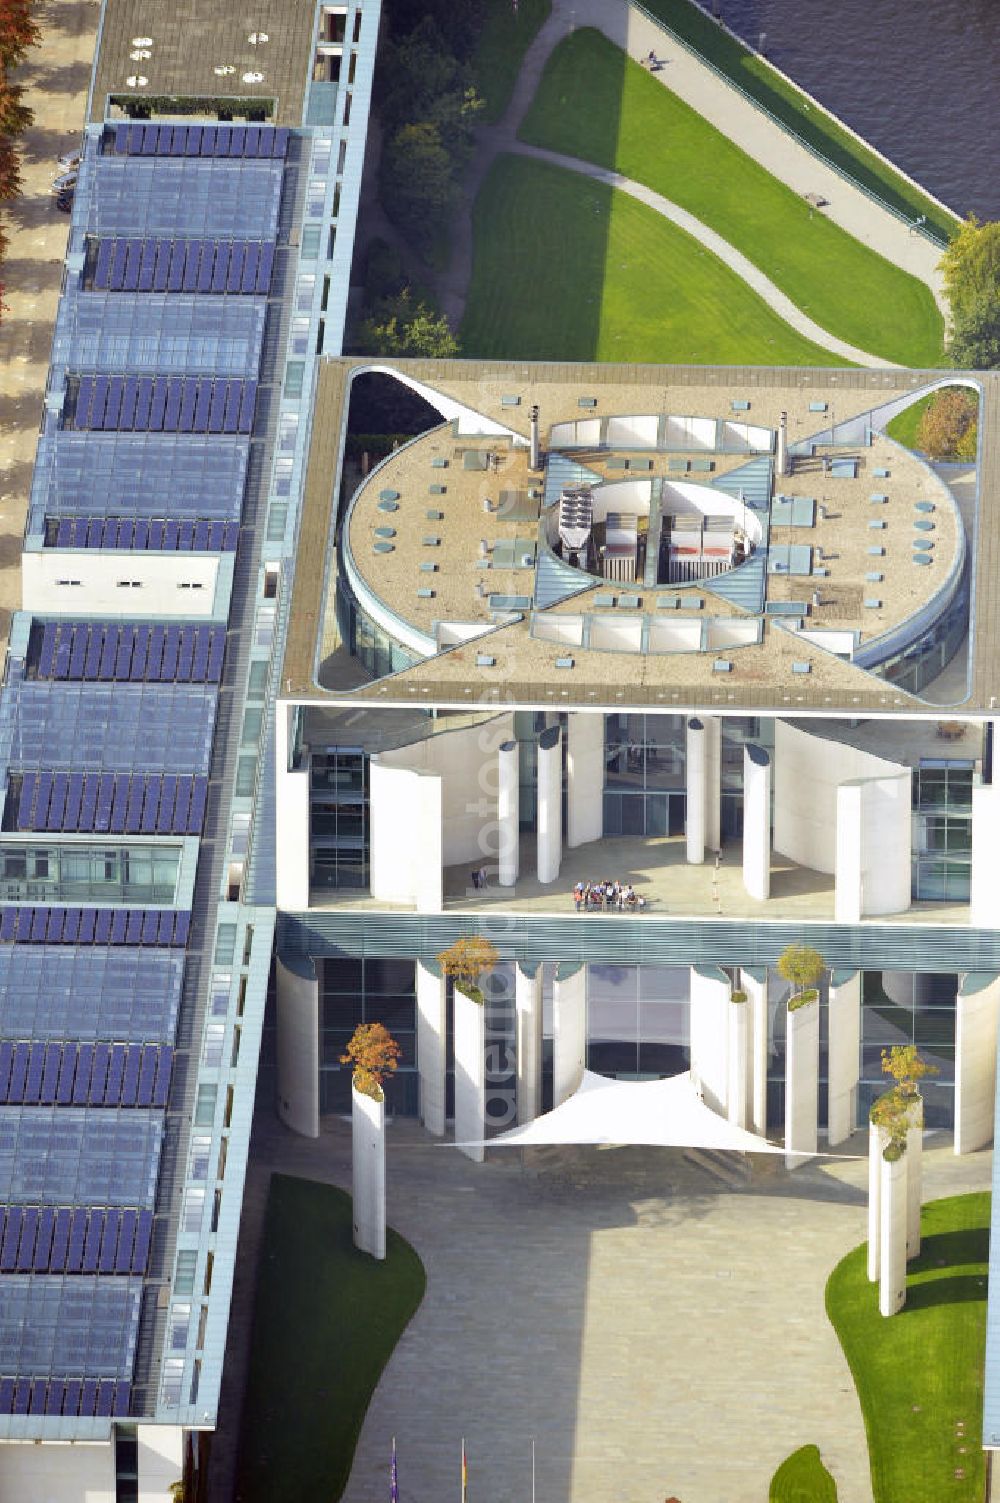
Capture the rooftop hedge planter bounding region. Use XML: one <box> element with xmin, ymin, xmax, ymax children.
<box><xmin>788</xmin><ymin>988</ymin><xmax>819</xmax><ymax>1011</ymax></box>
<box><xmin>730</xmin><ymin>988</ymin><xmax>747</xmax><ymax>1004</ymax></box>
<box><xmin>437</xmin><ymin>935</ymin><xmax>498</xmax><ymax>1005</ymax></box>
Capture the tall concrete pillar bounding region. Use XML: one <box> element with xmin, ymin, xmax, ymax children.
<box><xmin>827</xmin><ymin>970</ymin><xmax>861</xmax><ymax>1147</ymax></box>
<box><xmin>705</xmin><ymin>715</ymin><xmax>722</xmax><ymax>853</ymax></box>
<box><xmin>454</xmin><ymin>987</ymin><xmax>486</xmax><ymax>1163</ymax></box>
<box><xmin>742</xmin><ymin>743</ymin><xmax>771</xmax><ymax>900</ymax></box>
<box><xmin>784</xmin><ymin>993</ymin><xmax>819</xmax><ymax>1168</ymax></box>
<box><xmin>689</xmin><ymin>965</ymin><xmax>731</xmax><ymax>1114</ymax></box>
<box><xmin>275</xmin><ymin>954</ymin><xmax>320</xmax><ymax>1138</ymax></box>
<box><xmin>879</xmin><ymin>1148</ymin><xmax>907</xmax><ymax>1317</ymax></box>
<box><xmin>553</xmin><ymin>963</ymin><xmax>586</xmax><ymax>1107</ymax></box>
<box><xmin>906</xmin><ymin>1098</ymin><xmax>923</xmax><ymax>1261</ymax></box>
<box><xmin>566</xmin><ymin>713</ymin><xmax>604</xmax><ymax>849</ymax></box>
<box><xmin>686</xmin><ymin>719</ymin><xmax>707</xmax><ymax>864</ymax></box>
<box><xmin>416</xmin><ymin>959</ymin><xmax>447</xmax><ymax>1137</ymax></box>
<box><xmin>536</xmin><ymin>724</ymin><xmax>562</xmax><ymax>884</ymax></box>
<box><xmin>515</xmin><ymin>963</ymin><xmax>543</xmax><ymax>1125</ymax></box>
<box><xmin>971</xmin><ymin>784</ymin><xmax>1000</xmax><ymax>927</ymax></box>
<box><xmin>727</xmin><ymin>992</ymin><xmax>750</xmax><ymax>1129</ymax></box>
<box><xmin>497</xmin><ymin>741</ymin><xmax>519</xmax><ymax>888</ymax></box>
<box><xmin>740</xmin><ymin>966</ymin><xmax>769</xmax><ymax>1136</ymax></box>
<box><xmin>867</xmin><ymin>1120</ymin><xmax>888</xmax><ymax>1283</ymax></box>
<box><xmin>835</xmin><ymin>773</ymin><xmax>911</xmax><ymax>922</ymax></box>
<box><xmin>352</xmin><ymin>1083</ymin><xmax>386</xmax><ymax>1260</ymax></box>
<box><xmin>954</xmin><ymin>972</ymin><xmax>1000</xmax><ymax>1154</ymax></box>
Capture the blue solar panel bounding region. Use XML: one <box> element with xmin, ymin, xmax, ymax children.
<box><xmin>240</xmin><ymin>241</ymin><xmax>260</xmax><ymax>293</ymax></box>
<box><xmin>193</xmin><ymin>521</ymin><xmax>210</xmax><ymax>550</ymax></box>
<box><xmin>90</xmin><ymin>1043</ymin><xmax>110</xmax><ymax>1103</ymax></box>
<box><xmin>137</xmin><ymin>241</ymin><xmax>156</xmax><ymax>291</ymax></box>
<box><xmin>178</xmin><ymin>381</ymin><xmax>197</xmax><ymax>431</ymax></box>
<box><xmin>108</xmin><ymin>241</ymin><xmax>128</xmax><ymax>290</ymax></box>
<box><xmin>44</xmin><ymin>910</ymin><xmax>64</xmax><ymax>945</ymax></box>
<box><xmin>163</xmin><ymin>520</ymin><xmax>179</xmax><ymax>550</ymax></box>
<box><xmin>45</xmin><ymin>1380</ymin><xmax>64</xmax><ymax>1415</ymax></box>
<box><xmin>86</xmin><ymin>519</ymin><xmax>103</xmax><ymax>548</ymax></box>
<box><xmin>95</xmin><ymin>773</ymin><xmax>114</xmax><ymax>832</ymax></box>
<box><xmin>0</xmin><ymin>1043</ymin><xmax>12</xmax><ymax>1099</ymax></box>
<box><xmin>114</xmin><ymin>629</ymin><xmax>133</xmax><ymax>679</ymax></box>
<box><xmin>1</xmin><ymin>1209</ymin><xmax>21</xmax><ymax>1270</ymax></box>
<box><xmin>225</xmin><ymin>241</ymin><xmax>245</xmax><ymax>293</ymax></box>
<box><xmin>115</xmin><ymin>1208</ymin><xmax>137</xmax><ymax>1273</ymax></box>
<box><xmin>132</xmin><ymin>519</ymin><xmax>149</xmax><ymax>549</ymax></box>
<box><xmin>79</xmin><ymin>774</ymin><xmax>98</xmax><ymax>829</ymax></box>
<box><xmin>81</xmin><ymin>1215</ymin><xmax>102</xmax><ymax>1272</ymax></box>
<box><xmin>186</xmin><ymin>126</ymin><xmax>202</xmax><ymax>154</ymax></box>
<box><xmin>191</xmin><ymin>630</ymin><xmax>211</xmax><ymax>680</ymax></box>
<box><xmin>238</xmin><ymin>380</ymin><xmax>257</xmax><ymax>431</ymax></box>
<box><xmin>181</xmin><ymin>242</ymin><xmax>200</xmax><ymax>293</ymax></box>
<box><xmin>132</xmin><ymin>1209</ymin><xmax>153</xmax><ymax>1271</ymax></box>
<box><xmin>16</xmin><ymin>772</ymin><xmax>35</xmax><ymax>831</ymax></box>
<box><xmin>125</xmin><ymin>910</ymin><xmax>143</xmax><ymax>946</ymax></box>
<box><xmin>98</xmin><ymin>1212</ymin><xmax>119</xmax><ymax>1274</ymax></box>
<box><xmin>77</xmin><ymin>908</ymin><xmax>96</xmax><ymax>944</ymax></box>
<box><xmin>223</xmin><ymin>380</ymin><xmax>242</xmax><ymax>433</ymax></box>
<box><xmin>197</xmin><ymin>248</ymin><xmax>215</xmax><ymax>294</ymax></box>
<box><xmin>53</xmin><ymin>627</ymin><xmax>72</xmax><ymax>680</ymax></box>
<box><xmin>8</xmin><ymin>1045</ymin><xmax>29</xmax><ymax>1101</ymax></box>
<box><xmin>65</xmin><ymin>1210</ymin><xmax>88</xmax><ymax>1271</ymax></box>
<box><xmin>110</xmin><ymin>910</ymin><xmax>128</xmax><ymax>945</ymax></box>
<box><xmin>193</xmin><ymin>381</ymin><xmax>212</xmax><ymax>430</ymax></box>
<box><xmin>157</xmin><ymin>774</ymin><xmax>178</xmax><ymax>832</ymax></box>
<box><xmin>68</xmin><ymin>627</ymin><xmax>87</xmax><ymax>680</ymax></box>
<box><xmin>24</xmin><ymin>1043</ymin><xmax>45</xmax><ymax>1104</ymax></box>
<box><xmin>104</xmin><ymin>376</ymin><xmax>124</xmax><ymax>429</ymax></box>
<box><xmin>135</xmin><ymin>1048</ymin><xmax>157</xmax><ymax>1108</ymax></box>
<box><xmin>148</xmin><ymin>379</ymin><xmax>168</xmax><ymax>430</ymax></box>
<box><xmin>34</xmin><ymin>1208</ymin><xmax>54</xmax><ymax>1271</ymax></box>
<box><xmin>17</xmin><ymin>1208</ymin><xmax>38</xmax><ymax>1271</ymax></box>
<box><xmin>120</xmin><ymin>376</ymin><xmax>138</xmax><ymax>431</ymax></box>
<box><xmin>56</xmin><ymin>1048</ymin><xmax>75</xmax><ymax>1104</ymax></box>
<box><xmin>152</xmin><ymin>241</ymin><xmax>170</xmax><ymax>292</ymax></box>
<box><xmin>141</xmin><ymin>910</ymin><xmax>159</xmax><ymax>945</ymax></box>
<box><xmin>93</xmin><ymin>240</ymin><xmax>114</xmax><ymax>289</ymax></box>
<box><xmin>106</xmin><ymin>1044</ymin><xmax>126</xmax><ymax>1105</ymax></box>
<box><xmin>109</xmin><ymin>777</ymin><xmax>128</xmax><ymax>832</ymax></box>
<box><xmin>210</xmin><ymin>242</ymin><xmax>228</xmax><ymax>294</ymax></box>
<box><xmin>121</xmin><ymin>1046</ymin><xmax>141</xmax><ymax>1104</ymax></box>
<box><xmin>62</xmin><ymin>1378</ymin><xmax>81</xmax><ymax>1416</ymax></box>
<box><xmin>274</xmin><ymin>126</ymin><xmax>290</xmax><ymax>157</ymax></box>
<box><xmin>38</xmin><ymin>625</ymin><xmax>56</xmax><ymax>679</ymax></box>
<box><xmin>135</xmin><ymin>376</ymin><xmax>154</xmax><ymax>428</ymax></box>
<box><xmin>121</xmin><ymin>240</ymin><xmax>141</xmax><ymax>291</ymax></box>
<box><xmin>83</xmin><ymin>628</ymin><xmax>102</xmax><ymax>679</ymax></box>
<box><xmin>152</xmin><ymin>1048</ymin><xmax>171</xmax><ymax>1108</ymax></box>
<box><xmin>167</xmin><ymin>240</ymin><xmax>186</xmax><ymax>291</ymax></box>
<box><xmin>29</xmin><ymin>910</ymin><xmax>47</xmax><ymax>942</ymax></box>
<box><xmin>178</xmin><ymin>519</ymin><xmax>195</xmax><ymax>550</ymax></box>
<box><xmin>161</xmin><ymin>626</ymin><xmax>180</xmax><ymax>680</ymax></box>
<box><xmin>139</xmin><ymin>783</ymin><xmax>158</xmax><ymax>833</ymax></box>
<box><xmin>98</xmin><ymin>632</ymin><xmax>116</xmax><ymax>681</ymax></box>
<box><xmin>94</xmin><ymin>908</ymin><xmax>113</xmax><ymax>944</ymax></box>
<box><xmin>62</xmin><ymin>772</ymin><xmax>83</xmax><ymax>830</ymax></box>
<box><xmin>0</xmin><ymin>1378</ymin><xmax>12</xmax><ymax>1414</ymax></box>
<box><xmin>257</xmin><ymin>242</ymin><xmax>275</xmax><ymax>293</ymax></box>
<box><xmin>188</xmin><ymin>777</ymin><xmax>208</xmax><ymax>832</ymax></box>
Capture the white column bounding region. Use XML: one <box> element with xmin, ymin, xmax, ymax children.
<box><xmin>275</xmin><ymin>701</ymin><xmax>310</xmax><ymax>910</ymax></box>
<box><xmin>136</xmin><ymin>1425</ymin><xmax>185</xmax><ymax>1503</ymax></box>
<box><xmin>971</xmin><ymin>784</ymin><xmax>1000</xmax><ymax>927</ymax></box>
<box><xmin>727</xmin><ymin>992</ymin><xmax>750</xmax><ymax>1129</ymax></box>
<box><xmin>835</xmin><ymin>774</ymin><xmax>911</xmax><ymax>921</ymax></box>
<box><xmin>416</xmin><ymin>959</ymin><xmax>447</xmax><ymax>1137</ymax></box>
<box><xmin>705</xmin><ymin>714</ymin><xmax>722</xmax><ymax>853</ymax></box>
<box><xmin>566</xmin><ymin>712</ymin><xmax>604</xmax><ymax>848</ymax></box>
<box><xmin>275</xmin><ymin>953</ymin><xmax>319</xmax><ymax>1138</ymax></box>
<box><xmin>954</xmin><ymin>972</ymin><xmax>1000</xmax><ymax>1154</ymax></box>
<box><xmin>784</xmin><ymin>993</ymin><xmax>819</xmax><ymax>1168</ymax></box>
<box><xmin>867</xmin><ymin>1120</ymin><xmax>888</xmax><ymax>1283</ymax></box>
<box><xmin>352</xmin><ymin>1083</ymin><xmax>386</xmax><ymax>1259</ymax></box>
<box><xmin>906</xmin><ymin>1097</ymin><xmax>923</xmax><ymax>1261</ymax></box>
<box><xmin>686</xmin><ymin>718</ymin><xmax>707</xmax><ymax>864</ymax></box>
<box><xmin>369</xmin><ymin>762</ymin><xmax>443</xmax><ymax>911</ymax></box>
<box><xmin>454</xmin><ymin>986</ymin><xmax>486</xmax><ymax>1163</ymax></box>
<box><xmin>497</xmin><ymin>740</ymin><xmax>520</xmax><ymax>887</ymax></box>
<box><xmin>515</xmin><ymin>963</ymin><xmax>543</xmax><ymax>1125</ymax></box>
<box><xmin>689</xmin><ymin>965</ymin><xmax>730</xmax><ymax>1114</ymax></box>
<box><xmin>415</xmin><ymin>773</ymin><xmax>443</xmax><ymax>912</ymax></box>
<box><xmin>553</xmin><ymin>964</ymin><xmax>586</xmax><ymax>1107</ymax></box>
<box><xmin>827</xmin><ymin>970</ymin><xmax>861</xmax><ymax>1147</ymax></box>
<box><xmin>742</xmin><ymin>743</ymin><xmax>771</xmax><ymax>900</ymax></box>
<box><xmin>740</xmin><ymin>966</ymin><xmax>769</xmax><ymax>1137</ymax></box>
<box><xmin>879</xmin><ymin>1147</ymin><xmax>907</xmax><ymax>1317</ymax></box>
<box><xmin>536</xmin><ymin>724</ymin><xmax>562</xmax><ymax>884</ymax></box>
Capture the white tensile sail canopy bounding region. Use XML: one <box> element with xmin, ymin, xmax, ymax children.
<box><xmin>482</xmin><ymin>1070</ymin><xmax>785</xmax><ymax>1153</ymax></box>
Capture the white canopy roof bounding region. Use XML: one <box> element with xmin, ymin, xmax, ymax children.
<box><xmin>482</xmin><ymin>1070</ymin><xmax>786</xmax><ymax>1153</ymax></box>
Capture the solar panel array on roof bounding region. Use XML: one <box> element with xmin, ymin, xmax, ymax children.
<box><xmin>32</xmin><ymin>623</ymin><xmax>225</xmax><ymax>684</ymax></box>
<box><xmin>0</xmin><ymin>1206</ymin><xmax>153</xmax><ymax>1276</ymax></box>
<box><xmin>0</xmin><ymin>1043</ymin><xmax>171</xmax><ymax>1108</ymax></box>
<box><xmin>31</xmin><ymin>432</ymin><xmax>249</xmax><ymax>526</ymax></box>
<box><xmin>0</xmin><ymin>1275</ymin><xmax>142</xmax><ymax>1380</ymax></box>
<box><xmin>0</xmin><ymin>1110</ymin><xmax>162</xmax><ymax>1206</ymax></box>
<box><xmin>0</xmin><ymin>948</ymin><xmax>183</xmax><ymax>1042</ymax></box>
<box><xmin>107</xmin><ymin>122</ymin><xmax>290</xmax><ymax>159</ymax></box>
<box><xmin>46</xmin><ymin>516</ymin><xmax>239</xmax><ymax>551</ymax></box>
<box><xmin>70</xmin><ymin>375</ymin><xmax>256</xmax><ymax>434</ymax></box>
<box><xmin>0</xmin><ymin>1372</ymin><xmax>132</xmax><ymax>1417</ymax></box>
<box><xmin>0</xmin><ymin>908</ymin><xmax>190</xmax><ymax>947</ymax></box>
<box><xmin>91</xmin><ymin>237</ymin><xmax>276</xmax><ymax>296</ymax></box>
<box><xmin>3</xmin><ymin>678</ymin><xmax>218</xmax><ymax>774</ymax></box>
<box><xmin>11</xmin><ymin>771</ymin><xmax>208</xmax><ymax>836</ymax></box>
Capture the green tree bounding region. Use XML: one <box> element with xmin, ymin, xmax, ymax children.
<box><xmin>0</xmin><ymin>0</ymin><xmax>40</xmax><ymax>69</ymax></box>
<box><xmin>378</xmin><ymin>18</ymin><xmax>471</xmax><ymax>134</ymax></box>
<box><xmin>870</xmin><ymin>1045</ymin><xmax>939</xmax><ymax>1153</ymax></box>
<box><xmin>948</xmin><ymin>293</ymin><xmax>1000</xmax><ymax>369</ymax></box>
<box><xmin>940</xmin><ymin>215</ymin><xmax>1000</xmax><ymax>321</ymax></box>
<box><xmin>437</xmin><ymin>935</ymin><xmax>498</xmax><ymax>1003</ymax></box>
<box><xmin>776</xmin><ymin>943</ymin><xmax>825</xmax><ymax>1000</ymax></box>
<box><xmin>355</xmin><ymin>287</ymin><xmax>459</xmax><ymax>358</ymax></box>
<box><xmin>916</xmin><ymin>387</ymin><xmax>978</xmax><ymax>458</ymax></box>
<box><xmin>381</xmin><ymin>121</ymin><xmax>458</xmax><ymax>246</ymax></box>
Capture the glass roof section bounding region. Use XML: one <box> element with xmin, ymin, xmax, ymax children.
<box><xmin>53</xmin><ymin>294</ymin><xmax>267</xmax><ymax>377</ymax></box>
<box><xmin>29</xmin><ymin>430</ymin><xmax>249</xmax><ymax>527</ymax></box>
<box><xmin>75</xmin><ymin>154</ymin><xmax>285</xmax><ymax>241</ymax></box>
<box><xmin>0</xmin><ymin>676</ymin><xmax>217</xmax><ymax>775</ymax></box>
<box><xmin>0</xmin><ymin>1276</ymin><xmax>142</xmax><ymax>1379</ymax></box>
<box><xmin>0</xmin><ymin>1109</ymin><xmax>162</xmax><ymax>1205</ymax></box>
<box><xmin>0</xmin><ymin>948</ymin><xmax>183</xmax><ymax>1042</ymax></box>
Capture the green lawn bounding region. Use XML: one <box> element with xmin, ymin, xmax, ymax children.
<box><xmin>639</xmin><ymin>0</ymin><xmax>960</xmax><ymax>245</ymax></box>
<box><xmin>518</xmin><ymin>30</ymin><xmax>945</xmax><ymax>367</ymax></box>
<box><xmin>472</xmin><ymin>0</ymin><xmax>551</xmax><ymax>123</ymax></box>
<box><xmin>826</xmin><ymin>1192</ymin><xmax>989</xmax><ymax>1503</ymax></box>
<box><xmin>461</xmin><ymin>154</ymin><xmax>848</xmax><ymax>366</ymax></box>
<box><xmin>235</xmin><ymin>1174</ymin><xmax>426</xmax><ymax>1503</ymax></box>
<box><xmin>769</xmin><ymin>1445</ymin><xmax>838</xmax><ymax>1503</ymax></box>
<box><xmin>885</xmin><ymin>393</ymin><xmax>935</xmax><ymax>451</ymax></box>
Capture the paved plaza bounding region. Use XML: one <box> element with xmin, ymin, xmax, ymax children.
<box><xmin>211</xmin><ymin>1102</ymin><xmax>991</xmax><ymax>1503</ymax></box>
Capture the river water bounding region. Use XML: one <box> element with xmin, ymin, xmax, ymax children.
<box><xmin>710</xmin><ymin>0</ymin><xmax>1000</xmax><ymax>219</ymax></box>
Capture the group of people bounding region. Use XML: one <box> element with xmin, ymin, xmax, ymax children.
<box><xmin>573</xmin><ymin>879</ymin><xmax>647</xmax><ymax>912</ymax></box>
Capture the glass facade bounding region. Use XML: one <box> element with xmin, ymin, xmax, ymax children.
<box><xmin>319</xmin><ymin>956</ymin><xmax>417</xmax><ymax>1114</ymax></box>
<box><xmin>586</xmin><ymin>963</ymin><xmax>690</xmax><ymax>1077</ymax></box>
<box><xmin>0</xmin><ymin>842</ymin><xmax>180</xmax><ymax>904</ymax></box>
<box><xmin>911</xmin><ymin>760</ymin><xmax>973</xmax><ymax>901</ymax></box>
<box><xmin>867</xmin><ymin>562</ymin><xmax>969</xmax><ymax>697</ymax></box>
<box><xmin>310</xmin><ymin>750</ymin><xmax>369</xmax><ymax>890</ymax></box>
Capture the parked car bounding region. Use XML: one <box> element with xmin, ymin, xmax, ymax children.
<box><xmin>55</xmin><ymin>192</ymin><xmax>73</xmax><ymax>213</ymax></box>
<box><xmin>50</xmin><ymin>170</ymin><xmax>78</xmax><ymax>195</ymax></box>
<box><xmin>56</xmin><ymin>149</ymin><xmax>81</xmax><ymax>172</ymax></box>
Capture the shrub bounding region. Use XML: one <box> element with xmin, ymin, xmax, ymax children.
<box><xmin>437</xmin><ymin>935</ymin><xmax>499</xmax><ymax>1003</ymax></box>
<box><xmin>340</xmin><ymin>1022</ymin><xmax>401</xmax><ymax>1101</ymax></box>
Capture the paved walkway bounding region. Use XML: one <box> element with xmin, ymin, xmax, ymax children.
<box><xmin>0</xmin><ymin>0</ymin><xmax>99</xmax><ymax>648</ymax></box>
<box><xmin>440</xmin><ymin>0</ymin><xmax>948</xmax><ymax>340</ymax></box>
<box><xmin>210</xmin><ymin>1099</ymin><xmax>992</xmax><ymax>1503</ymax></box>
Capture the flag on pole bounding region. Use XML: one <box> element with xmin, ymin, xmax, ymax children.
<box><xmin>390</xmin><ymin>1437</ymin><xmax>399</xmax><ymax>1503</ymax></box>
<box><xmin>461</xmin><ymin>1438</ymin><xmax>468</xmax><ymax>1503</ymax></box>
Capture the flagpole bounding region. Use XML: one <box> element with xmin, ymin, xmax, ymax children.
<box><xmin>531</xmin><ymin>1437</ymin><xmax>535</xmax><ymax>1503</ymax></box>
